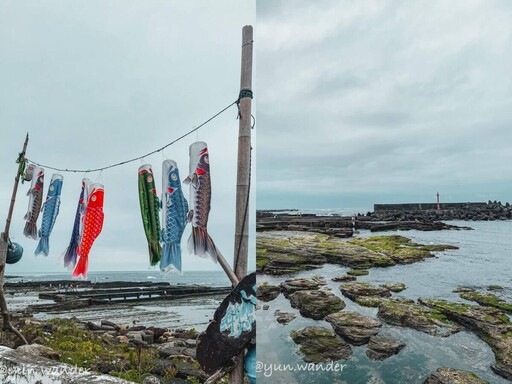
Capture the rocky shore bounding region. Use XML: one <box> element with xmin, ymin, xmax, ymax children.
<box><xmin>256</xmin><ymin>228</ymin><xmax>511</xmax><ymax>382</ymax></box>
<box><xmin>257</xmin><ymin>233</ymin><xmax>458</xmax><ymax>275</ymax></box>
<box><xmin>0</xmin><ymin>316</ymin><xmax>208</xmax><ymax>384</ymax></box>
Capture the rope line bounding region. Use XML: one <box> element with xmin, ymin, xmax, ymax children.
<box><xmin>26</xmin><ymin>99</ymin><xmax>239</xmax><ymax>173</ymax></box>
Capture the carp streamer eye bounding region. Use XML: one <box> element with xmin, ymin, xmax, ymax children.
<box><xmin>147</xmin><ymin>175</ymin><xmax>153</xmax><ymax>183</ymax></box>
<box><xmin>204</xmin><ymin>155</ymin><xmax>209</xmax><ymax>164</ymax></box>
<box><xmin>171</xmin><ymin>173</ymin><xmax>178</xmax><ymax>181</ymax></box>
<box><xmin>50</xmin><ymin>185</ymin><xmax>55</xmax><ymax>191</ymax></box>
<box><xmin>91</xmin><ymin>195</ymin><xmax>97</xmax><ymax>202</ymax></box>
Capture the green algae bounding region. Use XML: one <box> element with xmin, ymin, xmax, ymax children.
<box><xmin>347</xmin><ymin>269</ymin><xmax>369</xmax><ymax>276</ymax></box>
<box><xmin>460</xmin><ymin>292</ymin><xmax>512</xmax><ymax>314</ymax></box>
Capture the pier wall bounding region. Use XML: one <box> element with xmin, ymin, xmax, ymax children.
<box><xmin>374</xmin><ymin>202</ymin><xmax>488</xmax><ymax>212</ymax></box>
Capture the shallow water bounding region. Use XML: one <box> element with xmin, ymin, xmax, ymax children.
<box><xmin>6</xmin><ymin>270</ymin><xmax>230</xmax><ymax>331</ymax></box>
<box><xmin>257</xmin><ymin>220</ymin><xmax>512</xmax><ymax>383</ymax></box>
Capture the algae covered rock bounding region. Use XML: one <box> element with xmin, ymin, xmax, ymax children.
<box><xmin>422</xmin><ymin>367</ymin><xmax>490</xmax><ymax>384</ymax></box>
<box><xmin>366</xmin><ymin>334</ymin><xmax>405</xmax><ymax>361</ymax></box>
<box><xmin>289</xmin><ymin>290</ymin><xmax>345</xmax><ymax>320</ymax></box>
<box><xmin>349</xmin><ymin>235</ymin><xmax>458</xmax><ymax>264</ymax></box>
<box><xmin>378</xmin><ymin>298</ymin><xmax>461</xmax><ymax>337</ymax></box>
<box><xmin>380</xmin><ymin>282</ymin><xmax>407</xmax><ymax>292</ymax></box>
<box><xmin>280</xmin><ymin>278</ymin><xmax>320</xmax><ymax>296</ymax></box>
<box><xmin>347</xmin><ymin>269</ymin><xmax>369</xmax><ymax>276</ymax></box>
<box><xmin>459</xmin><ymin>291</ymin><xmax>512</xmax><ymax>314</ymax></box>
<box><xmin>257</xmin><ymin>233</ymin><xmax>458</xmax><ymax>275</ymax></box>
<box><xmin>332</xmin><ymin>275</ymin><xmax>357</xmax><ymax>282</ymax></box>
<box><xmin>290</xmin><ymin>326</ymin><xmax>352</xmax><ymax>363</ymax></box>
<box><xmin>325</xmin><ymin>311</ymin><xmax>381</xmax><ymax>345</ymax></box>
<box><xmin>274</xmin><ymin>310</ymin><xmax>297</xmax><ymax>325</ymax></box>
<box><xmin>419</xmin><ymin>298</ymin><xmax>512</xmax><ymax>380</ymax></box>
<box><xmin>257</xmin><ymin>282</ymin><xmax>281</xmax><ymax>302</ymax></box>
<box><xmin>340</xmin><ymin>282</ymin><xmax>392</xmax><ymax>307</ymax></box>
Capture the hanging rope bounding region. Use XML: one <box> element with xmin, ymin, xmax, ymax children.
<box><xmin>26</xmin><ymin>99</ymin><xmax>240</xmax><ymax>173</ymax></box>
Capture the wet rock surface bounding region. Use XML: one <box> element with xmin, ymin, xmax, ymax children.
<box><xmin>422</xmin><ymin>367</ymin><xmax>490</xmax><ymax>384</ymax></box>
<box><xmin>288</xmin><ymin>290</ymin><xmax>346</xmax><ymax>320</ymax></box>
<box><xmin>459</xmin><ymin>291</ymin><xmax>512</xmax><ymax>314</ymax></box>
<box><xmin>290</xmin><ymin>326</ymin><xmax>352</xmax><ymax>363</ymax></box>
<box><xmin>325</xmin><ymin>311</ymin><xmax>381</xmax><ymax>346</ymax></box>
<box><xmin>365</xmin><ymin>334</ymin><xmax>405</xmax><ymax>361</ymax></box>
<box><xmin>274</xmin><ymin>310</ymin><xmax>297</xmax><ymax>325</ymax></box>
<box><xmin>378</xmin><ymin>298</ymin><xmax>461</xmax><ymax>337</ymax></box>
<box><xmin>341</xmin><ymin>282</ymin><xmax>391</xmax><ymax>299</ymax></box>
<box><xmin>280</xmin><ymin>278</ymin><xmax>321</xmax><ymax>296</ymax></box>
<box><xmin>257</xmin><ymin>282</ymin><xmax>281</xmax><ymax>302</ymax></box>
<box><xmin>331</xmin><ymin>275</ymin><xmax>357</xmax><ymax>282</ymax></box>
<box><xmin>420</xmin><ymin>298</ymin><xmax>512</xmax><ymax>381</ymax></box>
<box><xmin>257</xmin><ymin>233</ymin><xmax>458</xmax><ymax>275</ymax></box>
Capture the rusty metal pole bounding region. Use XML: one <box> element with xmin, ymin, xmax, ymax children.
<box><xmin>229</xmin><ymin>25</ymin><xmax>253</xmax><ymax>384</ymax></box>
<box><xmin>0</xmin><ymin>133</ymin><xmax>29</xmax><ymax>344</ymax></box>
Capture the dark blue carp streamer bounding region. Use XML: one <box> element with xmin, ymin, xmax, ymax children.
<box><xmin>63</xmin><ymin>178</ymin><xmax>90</xmax><ymax>269</ymax></box>
<box><xmin>35</xmin><ymin>174</ymin><xmax>63</xmax><ymax>256</ymax></box>
<box><xmin>160</xmin><ymin>160</ymin><xmax>189</xmax><ymax>273</ymax></box>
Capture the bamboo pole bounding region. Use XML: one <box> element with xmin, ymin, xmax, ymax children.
<box><xmin>229</xmin><ymin>24</ymin><xmax>253</xmax><ymax>384</ymax></box>
<box><xmin>0</xmin><ymin>133</ymin><xmax>29</xmax><ymax>344</ymax></box>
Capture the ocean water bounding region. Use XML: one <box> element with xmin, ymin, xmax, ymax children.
<box><xmin>6</xmin><ymin>270</ymin><xmax>231</xmax><ymax>330</ymax></box>
<box><xmin>6</xmin><ymin>270</ymin><xmax>231</xmax><ymax>286</ymax></box>
<box><xmin>257</xmin><ymin>218</ymin><xmax>512</xmax><ymax>384</ymax></box>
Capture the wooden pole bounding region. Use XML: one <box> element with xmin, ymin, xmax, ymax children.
<box><xmin>229</xmin><ymin>25</ymin><xmax>253</xmax><ymax>384</ymax></box>
<box><xmin>0</xmin><ymin>133</ymin><xmax>29</xmax><ymax>344</ymax></box>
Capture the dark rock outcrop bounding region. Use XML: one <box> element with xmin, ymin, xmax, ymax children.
<box><xmin>325</xmin><ymin>311</ymin><xmax>381</xmax><ymax>346</ymax></box>
<box><xmin>366</xmin><ymin>334</ymin><xmax>405</xmax><ymax>361</ymax></box>
<box><xmin>257</xmin><ymin>282</ymin><xmax>281</xmax><ymax>302</ymax></box>
<box><xmin>422</xmin><ymin>367</ymin><xmax>490</xmax><ymax>384</ymax></box>
<box><xmin>290</xmin><ymin>327</ymin><xmax>352</xmax><ymax>363</ymax></box>
<box><xmin>420</xmin><ymin>298</ymin><xmax>512</xmax><ymax>381</ymax></box>
<box><xmin>289</xmin><ymin>290</ymin><xmax>345</xmax><ymax>320</ymax></box>
<box><xmin>378</xmin><ymin>298</ymin><xmax>461</xmax><ymax>337</ymax></box>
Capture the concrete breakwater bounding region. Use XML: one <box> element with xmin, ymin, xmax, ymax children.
<box><xmin>371</xmin><ymin>200</ymin><xmax>512</xmax><ymax>221</ymax></box>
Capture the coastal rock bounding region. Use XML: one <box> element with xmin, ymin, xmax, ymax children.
<box><xmin>257</xmin><ymin>233</ymin><xmax>458</xmax><ymax>275</ymax></box>
<box><xmin>347</xmin><ymin>269</ymin><xmax>369</xmax><ymax>276</ymax></box>
<box><xmin>85</xmin><ymin>321</ymin><xmax>101</xmax><ymax>331</ymax></box>
<box><xmin>280</xmin><ymin>278</ymin><xmax>320</xmax><ymax>296</ymax></box>
<box><xmin>158</xmin><ymin>343</ymin><xmax>197</xmax><ymax>359</ymax></box>
<box><xmin>101</xmin><ymin>319</ymin><xmax>121</xmax><ymax>331</ymax></box>
<box><xmin>126</xmin><ymin>331</ymin><xmax>144</xmax><ymax>342</ymax></box>
<box><xmin>290</xmin><ymin>326</ymin><xmax>352</xmax><ymax>363</ymax></box>
<box><xmin>16</xmin><ymin>344</ymin><xmax>60</xmax><ymax>361</ymax></box>
<box><xmin>420</xmin><ymin>298</ymin><xmax>512</xmax><ymax>381</ymax></box>
<box><xmin>332</xmin><ymin>275</ymin><xmax>357</xmax><ymax>282</ymax></box>
<box><xmin>380</xmin><ymin>283</ymin><xmax>407</xmax><ymax>292</ymax></box>
<box><xmin>459</xmin><ymin>291</ymin><xmax>512</xmax><ymax>314</ymax></box>
<box><xmin>257</xmin><ymin>282</ymin><xmax>281</xmax><ymax>302</ymax></box>
<box><xmin>288</xmin><ymin>290</ymin><xmax>345</xmax><ymax>320</ymax></box>
<box><xmin>142</xmin><ymin>376</ymin><xmax>162</xmax><ymax>384</ymax></box>
<box><xmin>422</xmin><ymin>367</ymin><xmax>489</xmax><ymax>384</ymax></box>
<box><xmin>452</xmin><ymin>287</ymin><xmax>475</xmax><ymax>293</ymax></box>
<box><xmin>378</xmin><ymin>298</ymin><xmax>461</xmax><ymax>337</ymax></box>
<box><xmin>366</xmin><ymin>334</ymin><xmax>405</xmax><ymax>361</ymax></box>
<box><xmin>171</xmin><ymin>357</ymin><xmax>208</xmax><ymax>382</ymax></box>
<box><xmin>274</xmin><ymin>310</ymin><xmax>297</xmax><ymax>325</ymax></box>
<box><xmin>325</xmin><ymin>311</ymin><xmax>381</xmax><ymax>346</ymax></box>
<box><xmin>117</xmin><ymin>335</ymin><xmax>129</xmax><ymax>344</ymax></box>
<box><xmin>340</xmin><ymin>282</ymin><xmax>392</xmax><ymax>307</ymax></box>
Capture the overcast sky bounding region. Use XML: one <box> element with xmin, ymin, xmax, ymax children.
<box><xmin>257</xmin><ymin>0</ymin><xmax>512</xmax><ymax>210</ymax></box>
<box><xmin>0</xmin><ymin>0</ymin><xmax>255</xmax><ymax>274</ymax></box>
